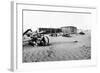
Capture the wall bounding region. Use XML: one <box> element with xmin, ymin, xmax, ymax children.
<box><xmin>0</xmin><ymin>0</ymin><xmax>100</xmax><ymax>73</ymax></box>
<box><xmin>61</xmin><ymin>26</ymin><xmax>77</xmax><ymax>34</ymax></box>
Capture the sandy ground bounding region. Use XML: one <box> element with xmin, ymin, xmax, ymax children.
<box><xmin>23</xmin><ymin>30</ymin><xmax>91</xmax><ymax>62</ymax></box>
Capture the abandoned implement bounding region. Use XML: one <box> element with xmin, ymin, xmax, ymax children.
<box><xmin>23</xmin><ymin>29</ymin><xmax>49</xmax><ymax>46</ymax></box>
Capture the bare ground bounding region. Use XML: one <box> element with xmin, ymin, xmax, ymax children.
<box><xmin>23</xmin><ymin>31</ymin><xmax>91</xmax><ymax>62</ymax></box>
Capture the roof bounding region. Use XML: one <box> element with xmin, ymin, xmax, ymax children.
<box><xmin>61</xmin><ymin>26</ymin><xmax>77</xmax><ymax>28</ymax></box>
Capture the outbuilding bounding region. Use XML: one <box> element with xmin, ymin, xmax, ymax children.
<box><xmin>61</xmin><ymin>26</ymin><xmax>77</xmax><ymax>34</ymax></box>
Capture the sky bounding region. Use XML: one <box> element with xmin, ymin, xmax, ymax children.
<box><xmin>23</xmin><ymin>10</ymin><xmax>92</xmax><ymax>32</ymax></box>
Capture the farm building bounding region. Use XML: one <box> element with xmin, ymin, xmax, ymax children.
<box><xmin>61</xmin><ymin>26</ymin><xmax>77</xmax><ymax>34</ymax></box>
<box><xmin>38</xmin><ymin>26</ymin><xmax>77</xmax><ymax>35</ymax></box>
<box><xmin>38</xmin><ymin>28</ymin><xmax>62</xmax><ymax>34</ymax></box>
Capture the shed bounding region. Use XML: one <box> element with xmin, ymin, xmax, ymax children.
<box><xmin>61</xmin><ymin>26</ymin><xmax>77</xmax><ymax>34</ymax></box>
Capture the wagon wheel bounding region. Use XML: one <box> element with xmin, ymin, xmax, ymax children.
<box><xmin>39</xmin><ymin>36</ymin><xmax>49</xmax><ymax>46</ymax></box>
<box><xmin>44</xmin><ymin>36</ymin><xmax>49</xmax><ymax>45</ymax></box>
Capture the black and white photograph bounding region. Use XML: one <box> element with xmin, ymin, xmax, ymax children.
<box><xmin>22</xmin><ymin>9</ymin><xmax>91</xmax><ymax>63</ymax></box>
<box><xmin>10</xmin><ymin>1</ymin><xmax>97</xmax><ymax>71</ymax></box>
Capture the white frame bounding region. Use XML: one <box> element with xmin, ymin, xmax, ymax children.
<box><xmin>11</xmin><ymin>1</ymin><xmax>97</xmax><ymax>71</ymax></box>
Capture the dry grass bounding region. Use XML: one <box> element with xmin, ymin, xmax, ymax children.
<box><xmin>23</xmin><ymin>30</ymin><xmax>91</xmax><ymax>62</ymax></box>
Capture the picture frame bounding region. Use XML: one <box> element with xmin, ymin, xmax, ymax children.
<box><xmin>11</xmin><ymin>1</ymin><xmax>97</xmax><ymax>71</ymax></box>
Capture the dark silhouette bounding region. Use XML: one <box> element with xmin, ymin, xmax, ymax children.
<box><xmin>23</xmin><ymin>29</ymin><xmax>32</xmax><ymax>36</ymax></box>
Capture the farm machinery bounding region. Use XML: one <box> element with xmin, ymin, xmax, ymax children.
<box><xmin>23</xmin><ymin>29</ymin><xmax>49</xmax><ymax>47</ymax></box>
